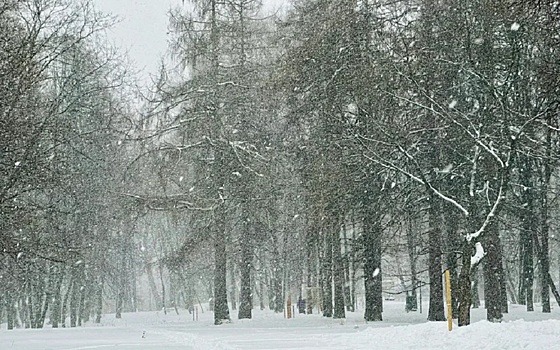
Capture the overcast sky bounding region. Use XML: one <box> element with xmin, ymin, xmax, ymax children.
<box><xmin>93</xmin><ymin>0</ymin><xmax>286</xmax><ymax>83</ymax></box>
<box><xmin>94</xmin><ymin>0</ymin><xmax>181</xmax><ymax>82</ymax></box>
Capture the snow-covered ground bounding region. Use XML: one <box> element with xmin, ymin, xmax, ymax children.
<box><xmin>2</xmin><ymin>302</ymin><xmax>560</xmax><ymax>349</ymax></box>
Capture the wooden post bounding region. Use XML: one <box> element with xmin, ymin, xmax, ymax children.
<box><xmin>445</xmin><ymin>270</ymin><xmax>453</xmax><ymax>331</ymax></box>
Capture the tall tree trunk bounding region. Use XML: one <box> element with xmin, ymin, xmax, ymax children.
<box><xmin>540</xmin><ymin>120</ymin><xmax>552</xmax><ymax>313</ymax></box>
<box><xmin>350</xmin><ymin>217</ymin><xmax>358</xmax><ymax>312</ymax></box>
<box><xmin>61</xmin><ymin>276</ymin><xmax>72</xmax><ymax>327</ymax></box>
<box><xmin>445</xmin><ymin>208</ymin><xmax>460</xmax><ymax>318</ymax></box>
<box><xmin>6</xmin><ymin>291</ymin><xmax>15</xmax><ymax>330</ymax></box>
<box><xmin>26</xmin><ymin>282</ymin><xmax>34</xmax><ymax>328</ymax></box>
<box><xmin>228</xmin><ymin>260</ymin><xmax>237</xmax><ymax>311</ymax></box>
<box><xmin>333</xmin><ymin>216</ymin><xmax>345</xmax><ymax>319</ymax></box>
<box><xmin>363</xmin><ymin>213</ymin><xmax>382</xmax><ymax>322</ymax></box>
<box><xmin>427</xmin><ymin>196</ymin><xmax>445</xmax><ymax>321</ymax></box>
<box><xmin>259</xmin><ymin>275</ymin><xmax>265</xmax><ymax>311</ymax></box>
<box><xmin>158</xmin><ymin>263</ymin><xmax>167</xmax><ymax>315</ymax></box>
<box><xmin>305</xmin><ymin>226</ymin><xmax>317</xmax><ymax>314</ymax></box>
<box><xmin>95</xmin><ymin>279</ymin><xmax>103</xmax><ymax>324</ymax></box>
<box><xmin>38</xmin><ymin>275</ymin><xmax>51</xmax><ymax>329</ymax></box>
<box><xmin>321</xmin><ymin>218</ymin><xmax>333</xmax><ymax>318</ymax></box>
<box><xmin>519</xmin><ymin>158</ymin><xmax>535</xmax><ymax>311</ymax></box>
<box><xmin>238</xmin><ymin>220</ymin><xmax>253</xmax><ymax>319</ymax></box>
<box><xmin>406</xmin><ymin>214</ymin><xmax>418</xmax><ymax>312</ymax></box>
<box><xmin>77</xmin><ymin>266</ymin><xmax>87</xmax><ymax>326</ymax></box>
<box><xmin>145</xmin><ymin>262</ymin><xmax>161</xmax><ymax>310</ymax></box>
<box><xmin>270</xmin><ymin>235</ymin><xmax>284</xmax><ymax>313</ymax></box>
<box><xmin>342</xmin><ymin>220</ymin><xmax>352</xmax><ymax>312</ymax></box>
<box><xmin>70</xmin><ymin>274</ymin><xmax>79</xmax><ymax>327</ymax></box>
<box><xmin>50</xmin><ymin>266</ymin><xmax>64</xmax><ymax>328</ymax></box>
<box><xmin>213</xmin><ymin>204</ymin><xmax>230</xmax><ymax>325</ymax></box>
<box><xmin>115</xmin><ymin>281</ymin><xmax>124</xmax><ymax>319</ymax></box>
<box><xmin>471</xmin><ymin>265</ymin><xmax>481</xmax><ymax>308</ymax></box>
<box><xmin>458</xmin><ymin>240</ymin><xmax>473</xmax><ymax>326</ymax></box>
<box><xmin>482</xmin><ymin>221</ymin><xmax>504</xmax><ymax>322</ymax></box>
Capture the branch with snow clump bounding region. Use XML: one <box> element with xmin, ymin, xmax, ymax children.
<box><xmin>470</xmin><ymin>242</ymin><xmax>485</xmax><ymax>266</ymax></box>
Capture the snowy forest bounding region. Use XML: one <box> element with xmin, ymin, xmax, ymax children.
<box><xmin>1</xmin><ymin>0</ymin><xmax>560</xmax><ymax>332</ymax></box>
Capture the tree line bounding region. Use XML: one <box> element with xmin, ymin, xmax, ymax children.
<box><xmin>1</xmin><ymin>0</ymin><xmax>559</xmax><ymax>330</ymax></box>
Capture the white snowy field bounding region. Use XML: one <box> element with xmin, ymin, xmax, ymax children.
<box><xmin>2</xmin><ymin>302</ymin><xmax>560</xmax><ymax>349</ymax></box>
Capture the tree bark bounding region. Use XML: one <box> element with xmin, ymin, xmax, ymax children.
<box><xmin>458</xmin><ymin>241</ymin><xmax>473</xmax><ymax>326</ymax></box>
<box><xmin>70</xmin><ymin>275</ymin><xmax>79</xmax><ymax>327</ymax></box>
<box><xmin>321</xmin><ymin>218</ymin><xmax>333</xmax><ymax>318</ymax></box>
<box><xmin>305</xmin><ymin>226</ymin><xmax>317</xmax><ymax>314</ymax></box>
<box><xmin>333</xmin><ymin>216</ymin><xmax>345</xmax><ymax>319</ymax></box>
<box><xmin>407</xmin><ymin>214</ymin><xmax>418</xmax><ymax>312</ymax></box>
<box><xmin>445</xmin><ymin>208</ymin><xmax>460</xmax><ymax>318</ymax></box>
<box><xmin>228</xmin><ymin>262</ymin><xmax>237</xmax><ymax>311</ymax></box>
<box><xmin>363</xmin><ymin>213</ymin><xmax>382</xmax><ymax>322</ymax></box>
<box><xmin>238</xmin><ymin>220</ymin><xmax>253</xmax><ymax>319</ymax></box>
<box><xmin>95</xmin><ymin>279</ymin><xmax>103</xmax><ymax>324</ymax></box>
<box><xmin>427</xmin><ymin>197</ymin><xmax>445</xmax><ymax>321</ymax></box>
<box><xmin>213</xmin><ymin>204</ymin><xmax>230</xmax><ymax>324</ymax></box>
<box><xmin>6</xmin><ymin>291</ymin><xmax>15</xmax><ymax>330</ymax></box>
<box><xmin>539</xmin><ymin>120</ymin><xmax>552</xmax><ymax>313</ymax></box>
<box><xmin>519</xmin><ymin>158</ymin><xmax>535</xmax><ymax>311</ymax></box>
<box><xmin>471</xmin><ymin>265</ymin><xmax>481</xmax><ymax>308</ymax></box>
<box><xmin>482</xmin><ymin>221</ymin><xmax>504</xmax><ymax>322</ymax></box>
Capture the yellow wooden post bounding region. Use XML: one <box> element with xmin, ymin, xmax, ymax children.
<box><xmin>445</xmin><ymin>269</ymin><xmax>452</xmax><ymax>331</ymax></box>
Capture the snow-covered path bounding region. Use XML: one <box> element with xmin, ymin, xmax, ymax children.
<box><xmin>2</xmin><ymin>302</ymin><xmax>560</xmax><ymax>349</ymax></box>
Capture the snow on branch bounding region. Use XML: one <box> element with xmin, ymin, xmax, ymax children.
<box><xmin>385</xmin><ymin>90</ymin><xmax>506</xmax><ymax>168</ymax></box>
<box><xmin>121</xmin><ymin>193</ymin><xmax>214</xmax><ymax>211</ymax></box>
<box><xmin>470</xmin><ymin>242</ymin><xmax>485</xmax><ymax>266</ymax></box>
<box><xmin>362</xmin><ymin>152</ymin><xmax>469</xmax><ymax>217</ymax></box>
<box><xmin>228</xmin><ymin>140</ymin><xmax>266</xmax><ymax>178</ymax></box>
<box><xmin>466</xmin><ymin>179</ymin><xmax>504</xmax><ymax>242</ymax></box>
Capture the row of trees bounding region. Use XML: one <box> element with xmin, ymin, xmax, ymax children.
<box><xmin>139</xmin><ymin>0</ymin><xmax>560</xmax><ymax>326</ymax></box>
<box><xmin>1</xmin><ymin>0</ymin><xmax>559</xmax><ymax>330</ymax></box>
<box><xmin>0</xmin><ymin>0</ymin><xmax>135</xmax><ymax>329</ymax></box>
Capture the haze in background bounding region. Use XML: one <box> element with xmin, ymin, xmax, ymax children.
<box><xmin>94</xmin><ymin>0</ymin><xmax>286</xmax><ymax>83</ymax></box>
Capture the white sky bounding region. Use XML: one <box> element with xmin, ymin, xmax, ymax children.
<box><xmin>93</xmin><ymin>0</ymin><xmax>286</xmax><ymax>83</ymax></box>
<box><xmin>94</xmin><ymin>0</ymin><xmax>182</xmax><ymax>82</ymax></box>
